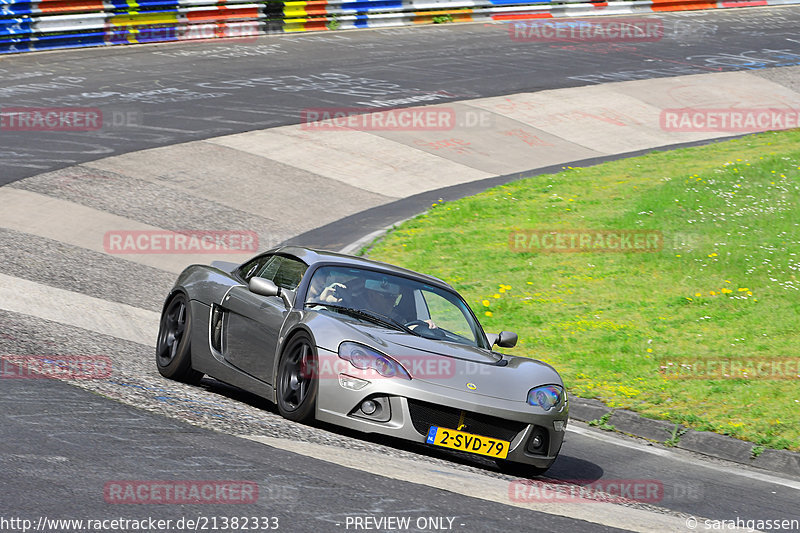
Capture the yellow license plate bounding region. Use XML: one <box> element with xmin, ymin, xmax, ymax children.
<box><xmin>425</xmin><ymin>426</ymin><xmax>510</xmax><ymax>459</ymax></box>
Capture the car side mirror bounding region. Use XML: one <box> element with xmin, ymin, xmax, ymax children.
<box><xmin>249</xmin><ymin>278</ymin><xmax>293</xmax><ymax>309</ymax></box>
<box><xmin>496</xmin><ymin>331</ymin><xmax>518</xmax><ymax>348</ymax></box>
<box><xmin>249</xmin><ymin>277</ymin><xmax>279</xmax><ymax>297</ymax></box>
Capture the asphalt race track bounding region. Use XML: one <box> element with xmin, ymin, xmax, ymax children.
<box><xmin>2</xmin><ymin>8</ymin><xmax>800</xmax><ymax>186</ymax></box>
<box><xmin>2</xmin><ymin>7</ymin><xmax>800</xmax><ymax>533</ymax></box>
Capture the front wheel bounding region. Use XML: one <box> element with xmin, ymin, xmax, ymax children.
<box><xmin>276</xmin><ymin>332</ymin><xmax>318</xmax><ymax>423</ymax></box>
<box><xmin>156</xmin><ymin>293</ymin><xmax>203</xmax><ymax>384</ymax></box>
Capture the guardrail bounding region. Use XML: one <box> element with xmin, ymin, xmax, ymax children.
<box><xmin>1</xmin><ymin>0</ymin><xmax>798</xmax><ymax>54</ymax></box>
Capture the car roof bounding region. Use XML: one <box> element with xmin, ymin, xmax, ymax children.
<box><xmin>273</xmin><ymin>246</ymin><xmax>453</xmax><ymax>290</ymax></box>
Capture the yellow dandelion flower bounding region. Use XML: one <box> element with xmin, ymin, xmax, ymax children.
<box><xmin>721</xmin><ymin>288</ymin><xmax>732</xmax><ymax>294</ymax></box>
<box><xmin>676</xmin><ymin>254</ymin><xmax>681</xmax><ymax>257</ymax></box>
<box><xmin>695</xmin><ymin>293</ymin><xmax>702</xmax><ymax>297</ymax></box>
<box><xmin>482</xmin><ymin>300</ymin><xmax>490</xmax><ymax>307</ymax></box>
<box><xmin>493</xmin><ymin>294</ymin><xmax>500</xmax><ymax>299</ymax></box>
<box><xmin>647</xmin><ymin>348</ymin><xmax>653</xmax><ymax>353</ymax></box>
<box><xmin>747</xmin><ymin>291</ymin><xmax>753</xmax><ymax>296</ymax></box>
<box><xmin>738</xmin><ymin>287</ymin><xmax>749</xmax><ymax>292</ymax></box>
<box><xmin>484</xmin><ymin>311</ymin><xmax>493</xmax><ymax>317</ymax></box>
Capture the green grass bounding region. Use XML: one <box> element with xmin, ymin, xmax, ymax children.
<box><xmin>367</xmin><ymin>130</ymin><xmax>800</xmax><ymax>451</ymax></box>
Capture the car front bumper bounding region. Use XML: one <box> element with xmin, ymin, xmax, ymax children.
<box><xmin>314</xmin><ymin>347</ymin><xmax>568</xmax><ymax>468</ymax></box>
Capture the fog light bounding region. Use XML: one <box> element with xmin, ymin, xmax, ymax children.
<box><xmin>526</xmin><ymin>426</ymin><xmax>549</xmax><ymax>455</ymax></box>
<box><xmin>339</xmin><ymin>374</ymin><xmax>369</xmax><ymax>390</ymax></box>
<box><xmin>554</xmin><ymin>420</ymin><xmax>566</xmax><ymax>432</ymax></box>
<box><xmin>361</xmin><ymin>400</ymin><xmax>377</xmax><ymax>415</ymax></box>
<box><xmin>350</xmin><ymin>396</ymin><xmax>391</xmax><ymax>423</ymax></box>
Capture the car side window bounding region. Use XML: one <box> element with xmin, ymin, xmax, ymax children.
<box><xmin>421</xmin><ymin>290</ymin><xmax>476</xmax><ymax>344</ymax></box>
<box><xmin>237</xmin><ymin>255</ymin><xmax>271</xmax><ymax>283</ymax></box>
<box><xmin>256</xmin><ymin>255</ymin><xmax>308</xmax><ymax>291</ymax></box>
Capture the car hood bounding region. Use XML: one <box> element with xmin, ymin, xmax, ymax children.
<box><xmin>307</xmin><ymin>311</ymin><xmax>563</xmax><ymax>402</ymax></box>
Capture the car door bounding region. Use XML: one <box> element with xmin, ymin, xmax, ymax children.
<box><xmin>221</xmin><ymin>254</ymin><xmax>307</xmax><ymax>384</ymax></box>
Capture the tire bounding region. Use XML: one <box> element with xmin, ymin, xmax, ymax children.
<box><xmin>495</xmin><ymin>459</ymin><xmax>552</xmax><ymax>478</ymax></box>
<box><xmin>276</xmin><ymin>332</ymin><xmax>318</xmax><ymax>423</ymax></box>
<box><xmin>156</xmin><ymin>293</ymin><xmax>203</xmax><ymax>384</ymax></box>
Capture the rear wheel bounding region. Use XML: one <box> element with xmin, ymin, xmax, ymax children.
<box><xmin>276</xmin><ymin>332</ymin><xmax>318</xmax><ymax>423</ymax></box>
<box><xmin>156</xmin><ymin>293</ymin><xmax>203</xmax><ymax>384</ymax></box>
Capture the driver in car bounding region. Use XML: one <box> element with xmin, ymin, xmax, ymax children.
<box><xmin>311</xmin><ymin>275</ymin><xmax>437</xmax><ymax>330</ymax></box>
<box><xmin>307</xmin><ymin>273</ymin><xmax>346</xmax><ymax>304</ymax></box>
<box><xmin>358</xmin><ymin>284</ymin><xmax>437</xmax><ymax>331</ymax></box>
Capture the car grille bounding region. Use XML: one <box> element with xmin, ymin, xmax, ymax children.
<box><xmin>407</xmin><ymin>399</ymin><xmax>527</xmax><ymax>442</ymax></box>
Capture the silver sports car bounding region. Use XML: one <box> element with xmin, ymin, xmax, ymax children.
<box><xmin>156</xmin><ymin>247</ymin><xmax>568</xmax><ymax>475</ymax></box>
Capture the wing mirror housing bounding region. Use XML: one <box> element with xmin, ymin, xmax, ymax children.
<box><xmin>248</xmin><ymin>278</ymin><xmax>293</xmax><ymax>308</ymax></box>
<box><xmin>249</xmin><ymin>277</ymin><xmax>279</xmax><ymax>297</ymax></box>
<box><xmin>496</xmin><ymin>331</ymin><xmax>518</xmax><ymax>348</ymax></box>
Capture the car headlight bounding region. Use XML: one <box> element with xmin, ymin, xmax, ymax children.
<box><xmin>527</xmin><ymin>385</ymin><xmax>563</xmax><ymax>411</ymax></box>
<box><xmin>338</xmin><ymin>342</ymin><xmax>411</xmax><ymax>380</ymax></box>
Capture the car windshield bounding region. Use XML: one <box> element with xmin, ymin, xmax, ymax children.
<box><xmin>304</xmin><ymin>265</ymin><xmax>487</xmax><ymax>348</ymax></box>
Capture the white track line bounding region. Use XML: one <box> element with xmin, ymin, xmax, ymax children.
<box><xmin>243</xmin><ymin>435</ymin><xmax>713</xmax><ymax>533</ymax></box>
<box><xmin>566</xmin><ymin>425</ymin><xmax>800</xmax><ymax>490</ymax></box>
<box><xmin>0</xmin><ymin>273</ymin><xmax>159</xmax><ymax>346</ymax></box>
